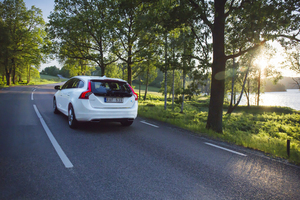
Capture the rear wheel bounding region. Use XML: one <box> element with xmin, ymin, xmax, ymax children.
<box><xmin>68</xmin><ymin>105</ymin><xmax>78</xmax><ymax>129</ymax></box>
<box><xmin>120</xmin><ymin>121</ymin><xmax>133</xmax><ymax>126</ymax></box>
<box><xmin>53</xmin><ymin>98</ymin><xmax>59</xmax><ymax>114</ymax></box>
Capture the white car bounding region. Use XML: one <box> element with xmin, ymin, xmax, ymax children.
<box><xmin>53</xmin><ymin>76</ymin><xmax>138</xmax><ymax>128</ymax></box>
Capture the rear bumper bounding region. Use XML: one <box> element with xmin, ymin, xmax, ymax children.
<box><xmin>73</xmin><ymin>100</ymin><xmax>138</xmax><ymax>122</ymax></box>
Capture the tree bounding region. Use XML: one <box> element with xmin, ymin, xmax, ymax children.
<box><xmin>135</xmin><ymin>45</ymin><xmax>159</xmax><ymax>100</ymax></box>
<box><xmin>226</xmin><ymin>43</ymin><xmax>282</xmax><ymax>113</ymax></box>
<box><xmin>286</xmin><ymin>45</ymin><xmax>300</xmax><ymax>89</ymax></box>
<box><xmin>226</xmin><ymin>52</ymin><xmax>252</xmax><ymax>113</ymax></box>
<box><xmin>185</xmin><ymin>0</ymin><xmax>299</xmax><ymax>133</ymax></box>
<box><xmin>41</xmin><ymin>66</ymin><xmax>60</xmax><ymax>76</ymax></box>
<box><xmin>110</xmin><ymin>0</ymin><xmax>156</xmax><ymax>85</ymax></box>
<box><xmin>160</xmin><ymin>70</ymin><xmax>182</xmax><ymax>99</ymax></box>
<box><xmin>47</xmin><ymin>0</ymin><xmax>117</xmax><ymax>76</ymax></box>
<box><xmin>140</xmin><ymin>60</ymin><xmax>158</xmax><ymax>100</ymax></box>
<box><xmin>0</xmin><ymin>0</ymin><xmax>47</xmax><ymax>85</ymax></box>
<box><xmin>105</xmin><ymin>62</ymin><xmax>122</xmax><ymax>79</ymax></box>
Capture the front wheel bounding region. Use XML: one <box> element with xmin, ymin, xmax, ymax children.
<box><xmin>68</xmin><ymin>105</ymin><xmax>78</xmax><ymax>129</ymax></box>
<box><xmin>120</xmin><ymin>121</ymin><xmax>133</xmax><ymax>126</ymax></box>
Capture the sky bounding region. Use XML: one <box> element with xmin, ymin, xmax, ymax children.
<box><xmin>24</xmin><ymin>0</ymin><xmax>54</xmax><ymax>23</ymax></box>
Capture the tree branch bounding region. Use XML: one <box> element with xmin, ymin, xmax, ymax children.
<box><xmin>277</xmin><ymin>33</ymin><xmax>300</xmax><ymax>42</ymax></box>
<box><xmin>187</xmin><ymin>0</ymin><xmax>213</xmax><ymax>30</ymax></box>
<box><xmin>224</xmin><ymin>0</ymin><xmax>248</xmax><ymax>18</ymax></box>
<box><xmin>226</xmin><ymin>40</ymin><xmax>266</xmax><ymax>60</ymax></box>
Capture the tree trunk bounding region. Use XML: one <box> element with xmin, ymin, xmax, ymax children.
<box><xmin>27</xmin><ymin>65</ymin><xmax>31</xmax><ymax>84</ymax></box>
<box><xmin>257</xmin><ymin>68</ymin><xmax>261</xmax><ymax>106</ymax></box>
<box><xmin>127</xmin><ymin>38</ymin><xmax>132</xmax><ymax>85</ymax></box>
<box><xmin>164</xmin><ymin>34</ymin><xmax>168</xmax><ymax>110</ymax></box>
<box><xmin>206</xmin><ymin>0</ymin><xmax>226</xmax><ymax>133</ymax></box>
<box><xmin>234</xmin><ymin>87</ymin><xmax>236</xmax><ymax>104</ymax></box>
<box><xmin>227</xmin><ymin>63</ymin><xmax>250</xmax><ymax>114</ymax></box>
<box><xmin>181</xmin><ymin>72</ymin><xmax>186</xmax><ymax>113</ymax></box>
<box><xmin>100</xmin><ymin>65</ymin><xmax>105</xmax><ymax>77</ymax></box>
<box><xmin>228</xmin><ymin>56</ymin><xmax>236</xmax><ymax>111</ymax></box>
<box><xmin>247</xmin><ymin>79</ymin><xmax>250</xmax><ymax>107</ymax></box>
<box><xmin>5</xmin><ymin>72</ymin><xmax>11</xmax><ymax>86</ymax></box>
<box><xmin>100</xmin><ymin>37</ymin><xmax>105</xmax><ymax>76</ymax></box>
<box><xmin>144</xmin><ymin>67</ymin><xmax>149</xmax><ymax>101</ymax></box>
<box><xmin>172</xmin><ymin>69</ymin><xmax>175</xmax><ymax>111</ymax></box>
<box><xmin>12</xmin><ymin>59</ymin><xmax>16</xmax><ymax>85</ymax></box>
<box><xmin>4</xmin><ymin>57</ymin><xmax>11</xmax><ymax>86</ymax></box>
<box><xmin>138</xmin><ymin>75</ymin><xmax>141</xmax><ymax>100</ymax></box>
<box><xmin>181</xmin><ymin>32</ymin><xmax>187</xmax><ymax>113</ymax></box>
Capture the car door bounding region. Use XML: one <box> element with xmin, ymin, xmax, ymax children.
<box><xmin>60</xmin><ymin>79</ymin><xmax>77</xmax><ymax>114</ymax></box>
<box><xmin>55</xmin><ymin>80</ymin><xmax>70</xmax><ymax>113</ymax></box>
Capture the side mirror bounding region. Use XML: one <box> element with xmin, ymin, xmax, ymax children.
<box><xmin>54</xmin><ymin>85</ymin><xmax>61</xmax><ymax>90</ymax></box>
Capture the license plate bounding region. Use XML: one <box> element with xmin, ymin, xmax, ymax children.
<box><xmin>105</xmin><ymin>97</ymin><xmax>123</xmax><ymax>103</ymax></box>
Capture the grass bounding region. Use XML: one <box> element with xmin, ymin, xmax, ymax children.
<box><xmin>137</xmin><ymin>93</ymin><xmax>300</xmax><ymax>165</ymax></box>
<box><xmin>32</xmin><ymin>74</ymin><xmax>68</xmax><ymax>84</ymax></box>
<box><xmin>132</xmin><ymin>83</ymin><xmax>161</xmax><ymax>93</ymax></box>
<box><xmin>0</xmin><ymin>74</ymin><xmax>67</xmax><ymax>87</ymax></box>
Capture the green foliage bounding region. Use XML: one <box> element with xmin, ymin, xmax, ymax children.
<box><xmin>41</xmin><ymin>66</ymin><xmax>60</xmax><ymax>76</ymax></box>
<box><xmin>105</xmin><ymin>63</ymin><xmax>122</xmax><ymax>79</ymax></box>
<box><xmin>160</xmin><ymin>70</ymin><xmax>182</xmax><ymax>97</ymax></box>
<box><xmin>0</xmin><ymin>0</ymin><xmax>48</xmax><ymax>85</ymax></box>
<box><xmin>47</xmin><ymin>0</ymin><xmax>117</xmax><ymax>76</ymax></box>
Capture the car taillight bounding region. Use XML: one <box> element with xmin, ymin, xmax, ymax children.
<box><xmin>79</xmin><ymin>81</ymin><xmax>92</xmax><ymax>99</ymax></box>
<box><xmin>128</xmin><ymin>83</ymin><xmax>138</xmax><ymax>101</ymax></box>
<box><xmin>133</xmin><ymin>92</ymin><xmax>138</xmax><ymax>101</ymax></box>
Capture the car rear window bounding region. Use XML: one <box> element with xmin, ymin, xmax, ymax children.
<box><xmin>90</xmin><ymin>80</ymin><xmax>133</xmax><ymax>97</ymax></box>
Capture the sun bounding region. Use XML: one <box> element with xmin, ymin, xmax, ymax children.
<box><xmin>253</xmin><ymin>55</ymin><xmax>269</xmax><ymax>73</ymax></box>
<box><xmin>252</xmin><ymin>41</ymin><xmax>300</xmax><ymax>78</ymax></box>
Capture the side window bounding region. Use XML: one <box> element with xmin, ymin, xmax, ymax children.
<box><xmin>61</xmin><ymin>79</ymin><xmax>73</xmax><ymax>89</ymax></box>
<box><xmin>78</xmin><ymin>80</ymin><xmax>84</xmax><ymax>88</ymax></box>
<box><xmin>70</xmin><ymin>79</ymin><xmax>80</xmax><ymax>88</ymax></box>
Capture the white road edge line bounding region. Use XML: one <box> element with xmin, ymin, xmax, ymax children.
<box><xmin>33</xmin><ymin>104</ymin><xmax>74</xmax><ymax>168</ymax></box>
<box><xmin>205</xmin><ymin>142</ymin><xmax>247</xmax><ymax>157</ymax></box>
<box><xmin>140</xmin><ymin>121</ymin><xmax>159</xmax><ymax>128</ymax></box>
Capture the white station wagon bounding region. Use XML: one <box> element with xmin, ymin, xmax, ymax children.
<box><xmin>53</xmin><ymin>76</ymin><xmax>138</xmax><ymax>128</ymax></box>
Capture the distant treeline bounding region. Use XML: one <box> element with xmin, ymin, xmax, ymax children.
<box><xmin>265</xmin><ymin>77</ymin><xmax>300</xmax><ymax>92</ymax></box>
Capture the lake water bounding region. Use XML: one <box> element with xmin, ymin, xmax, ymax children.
<box><xmin>238</xmin><ymin>89</ymin><xmax>300</xmax><ymax>111</ymax></box>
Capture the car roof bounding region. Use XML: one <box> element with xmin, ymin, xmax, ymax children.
<box><xmin>73</xmin><ymin>76</ymin><xmax>127</xmax><ymax>82</ymax></box>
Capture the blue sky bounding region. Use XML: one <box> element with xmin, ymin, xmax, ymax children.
<box><xmin>24</xmin><ymin>0</ymin><xmax>55</xmax><ymax>22</ymax></box>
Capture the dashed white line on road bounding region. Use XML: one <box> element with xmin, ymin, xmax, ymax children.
<box><xmin>205</xmin><ymin>142</ymin><xmax>247</xmax><ymax>157</ymax></box>
<box><xmin>140</xmin><ymin>121</ymin><xmax>159</xmax><ymax>128</ymax></box>
<box><xmin>31</xmin><ymin>89</ymin><xmax>36</xmax><ymax>100</ymax></box>
<box><xmin>33</xmin><ymin>104</ymin><xmax>73</xmax><ymax>168</ymax></box>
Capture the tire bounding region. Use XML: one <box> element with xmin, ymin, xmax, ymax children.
<box><xmin>68</xmin><ymin>105</ymin><xmax>78</xmax><ymax>129</ymax></box>
<box><xmin>120</xmin><ymin>120</ymin><xmax>133</xmax><ymax>126</ymax></box>
<box><xmin>53</xmin><ymin>98</ymin><xmax>59</xmax><ymax>114</ymax></box>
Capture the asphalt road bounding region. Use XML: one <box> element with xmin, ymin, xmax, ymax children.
<box><xmin>0</xmin><ymin>85</ymin><xmax>299</xmax><ymax>200</ymax></box>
